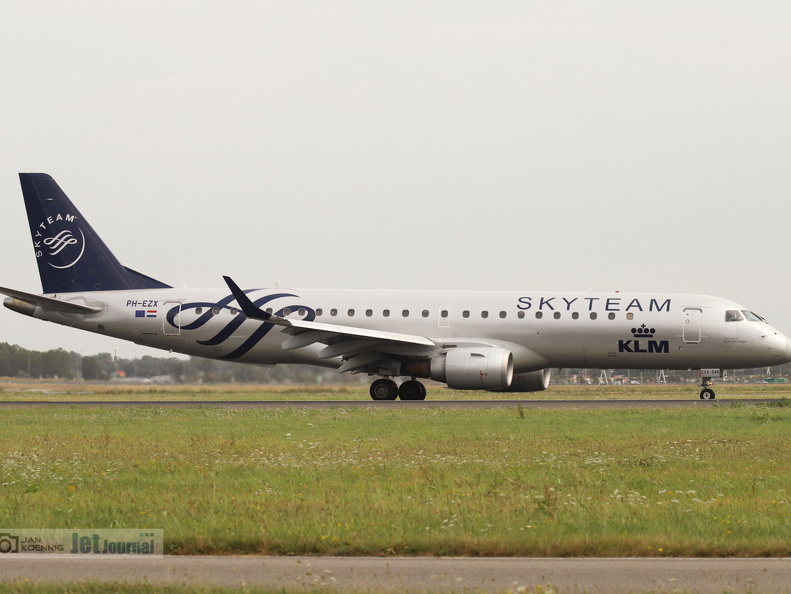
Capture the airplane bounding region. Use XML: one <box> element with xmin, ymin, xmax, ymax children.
<box><xmin>3</xmin><ymin>173</ymin><xmax>790</xmax><ymax>400</ymax></box>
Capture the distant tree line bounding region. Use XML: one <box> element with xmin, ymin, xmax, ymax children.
<box><xmin>0</xmin><ymin>343</ymin><xmax>80</xmax><ymax>379</ymax></box>
<box><xmin>0</xmin><ymin>342</ymin><xmax>363</xmax><ymax>384</ymax></box>
<box><xmin>0</xmin><ymin>341</ymin><xmax>788</xmax><ymax>384</ymax></box>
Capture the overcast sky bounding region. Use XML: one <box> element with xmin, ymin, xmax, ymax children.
<box><xmin>1</xmin><ymin>1</ymin><xmax>790</xmax><ymax>358</ymax></box>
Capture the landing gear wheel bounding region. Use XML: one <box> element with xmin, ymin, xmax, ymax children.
<box><xmin>699</xmin><ymin>388</ymin><xmax>716</xmax><ymax>400</ymax></box>
<box><xmin>370</xmin><ymin>379</ymin><xmax>398</xmax><ymax>401</ymax></box>
<box><xmin>399</xmin><ymin>380</ymin><xmax>426</xmax><ymax>401</ymax></box>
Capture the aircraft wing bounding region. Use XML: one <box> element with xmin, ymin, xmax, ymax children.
<box><xmin>0</xmin><ymin>285</ymin><xmax>103</xmax><ymax>315</ymax></box>
<box><xmin>224</xmin><ymin>276</ymin><xmax>437</xmax><ymax>374</ymax></box>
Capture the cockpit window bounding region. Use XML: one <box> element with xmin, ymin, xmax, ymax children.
<box><xmin>741</xmin><ymin>310</ymin><xmax>766</xmax><ymax>322</ymax></box>
<box><xmin>726</xmin><ymin>310</ymin><xmax>743</xmax><ymax>322</ymax></box>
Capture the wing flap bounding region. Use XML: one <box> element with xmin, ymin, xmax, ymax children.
<box><xmin>281</xmin><ymin>330</ymin><xmax>340</xmax><ymax>350</ymax></box>
<box><xmin>338</xmin><ymin>352</ymin><xmax>386</xmax><ymax>373</ymax></box>
<box><xmin>285</xmin><ymin>318</ymin><xmax>435</xmax><ymax>347</ymax></box>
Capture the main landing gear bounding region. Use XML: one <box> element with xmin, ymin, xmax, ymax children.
<box><xmin>369</xmin><ymin>379</ymin><xmax>427</xmax><ymax>401</ymax></box>
<box><xmin>699</xmin><ymin>376</ymin><xmax>716</xmax><ymax>400</ymax></box>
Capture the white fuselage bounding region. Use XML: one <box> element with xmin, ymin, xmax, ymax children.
<box><xmin>37</xmin><ymin>288</ymin><xmax>791</xmax><ymax>373</ymax></box>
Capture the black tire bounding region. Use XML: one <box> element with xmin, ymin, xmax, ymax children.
<box><xmin>699</xmin><ymin>388</ymin><xmax>716</xmax><ymax>400</ymax></box>
<box><xmin>370</xmin><ymin>379</ymin><xmax>398</xmax><ymax>400</ymax></box>
<box><xmin>399</xmin><ymin>380</ymin><xmax>425</xmax><ymax>401</ymax></box>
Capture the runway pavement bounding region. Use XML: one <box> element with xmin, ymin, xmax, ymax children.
<box><xmin>0</xmin><ymin>398</ymin><xmax>783</xmax><ymax>408</ymax></box>
<box><xmin>2</xmin><ymin>556</ymin><xmax>790</xmax><ymax>592</ymax></box>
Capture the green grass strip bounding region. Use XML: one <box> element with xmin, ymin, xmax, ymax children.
<box><xmin>0</xmin><ymin>585</ymin><xmax>354</xmax><ymax>594</ymax></box>
<box><xmin>1</xmin><ymin>404</ymin><xmax>789</xmax><ymax>557</ymax></box>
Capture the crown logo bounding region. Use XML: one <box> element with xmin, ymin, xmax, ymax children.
<box><xmin>631</xmin><ymin>324</ymin><xmax>655</xmax><ymax>338</ymax></box>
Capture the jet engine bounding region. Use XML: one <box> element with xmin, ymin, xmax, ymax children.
<box><xmin>429</xmin><ymin>347</ymin><xmax>514</xmax><ymax>390</ymax></box>
<box><xmin>500</xmin><ymin>368</ymin><xmax>552</xmax><ymax>392</ymax></box>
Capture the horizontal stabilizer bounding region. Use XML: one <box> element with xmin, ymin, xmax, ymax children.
<box><xmin>0</xmin><ymin>285</ymin><xmax>103</xmax><ymax>314</ymax></box>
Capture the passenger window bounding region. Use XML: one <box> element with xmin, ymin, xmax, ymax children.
<box><xmin>348</xmin><ymin>309</ymin><xmax>355</xmax><ymax>316</ymax></box>
<box><xmin>422</xmin><ymin>310</ymin><xmax>429</xmax><ymax>318</ymax></box>
<box><xmin>440</xmin><ymin>310</ymin><xmax>448</xmax><ymax>318</ymax></box>
<box><xmin>266</xmin><ymin>308</ymin><xmax>273</xmax><ymax>315</ymax></box>
<box><xmin>499</xmin><ymin>311</ymin><xmax>506</xmax><ymax>319</ymax></box>
<box><xmin>553</xmin><ymin>312</ymin><xmax>561</xmax><ymax>319</ymax></box>
<box><xmin>481</xmin><ymin>311</ymin><xmax>489</xmax><ymax>318</ymax></box>
<box><xmin>402</xmin><ymin>310</ymin><xmax>409</xmax><ymax>317</ymax></box>
<box><xmin>383</xmin><ymin>309</ymin><xmax>390</xmax><ymax>317</ymax></box>
<box><xmin>330</xmin><ymin>308</ymin><xmax>338</xmax><ymax>316</ymax></box>
<box><xmin>536</xmin><ymin>311</ymin><xmax>543</xmax><ymax>319</ymax></box>
<box><xmin>626</xmin><ymin>312</ymin><xmax>634</xmax><ymax>320</ymax></box>
<box><xmin>463</xmin><ymin>310</ymin><xmax>470</xmax><ymax>318</ymax></box>
<box><xmin>212</xmin><ymin>307</ymin><xmax>220</xmax><ymax>316</ymax></box>
<box><xmin>572</xmin><ymin>312</ymin><xmax>579</xmax><ymax>320</ymax></box>
<box><xmin>195</xmin><ymin>307</ymin><xmax>203</xmax><ymax>315</ymax></box>
<box><xmin>517</xmin><ymin>311</ymin><xmax>525</xmax><ymax>319</ymax></box>
<box><xmin>316</xmin><ymin>308</ymin><xmax>323</xmax><ymax>316</ymax></box>
<box><xmin>590</xmin><ymin>312</ymin><xmax>597</xmax><ymax>320</ymax></box>
<box><xmin>608</xmin><ymin>312</ymin><xmax>616</xmax><ymax>320</ymax></box>
<box><xmin>726</xmin><ymin>310</ymin><xmax>743</xmax><ymax>322</ymax></box>
<box><xmin>298</xmin><ymin>308</ymin><xmax>306</xmax><ymax>316</ymax></box>
<box><xmin>366</xmin><ymin>309</ymin><xmax>373</xmax><ymax>317</ymax></box>
<box><xmin>283</xmin><ymin>308</ymin><xmax>291</xmax><ymax>316</ymax></box>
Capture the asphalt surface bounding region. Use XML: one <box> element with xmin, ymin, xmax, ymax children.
<box><xmin>2</xmin><ymin>556</ymin><xmax>790</xmax><ymax>592</ymax></box>
<box><xmin>0</xmin><ymin>398</ymin><xmax>783</xmax><ymax>408</ymax></box>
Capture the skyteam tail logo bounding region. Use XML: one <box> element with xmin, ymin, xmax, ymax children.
<box><xmin>33</xmin><ymin>213</ymin><xmax>86</xmax><ymax>270</ymax></box>
<box><xmin>618</xmin><ymin>324</ymin><xmax>669</xmax><ymax>354</ymax></box>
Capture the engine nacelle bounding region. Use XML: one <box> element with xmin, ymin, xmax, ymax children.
<box><xmin>500</xmin><ymin>368</ymin><xmax>552</xmax><ymax>392</ymax></box>
<box><xmin>430</xmin><ymin>347</ymin><xmax>514</xmax><ymax>390</ymax></box>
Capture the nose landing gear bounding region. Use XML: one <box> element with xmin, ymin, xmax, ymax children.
<box><xmin>699</xmin><ymin>375</ymin><xmax>716</xmax><ymax>400</ymax></box>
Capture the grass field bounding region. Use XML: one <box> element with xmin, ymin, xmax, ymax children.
<box><xmin>1</xmin><ymin>383</ymin><xmax>789</xmax><ymax>558</ymax></box>
<box><xmin>0</xmin><ymin>585</ymin><xmax>367</xmax><ymax>594</ymax></box>
<box><xmin>0</xmin><ymin>585</ymin><xmax>460</xmax><ymax>594</ymax></box>
<box><xmin>2</xmin><ymin>378</ymin><xmax>791</xmax><ymax>401</ymax></box>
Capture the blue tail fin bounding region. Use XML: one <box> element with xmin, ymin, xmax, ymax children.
<box><xmin>19</xmin><ymin>173</ymin><xmax>171</xmax><ymax>294</ymax></box>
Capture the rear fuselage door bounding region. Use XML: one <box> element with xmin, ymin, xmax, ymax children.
<box><xmin>163</xmin><ymin>301</ymin><xmax>183</xmax><ymax>338</ymax></box>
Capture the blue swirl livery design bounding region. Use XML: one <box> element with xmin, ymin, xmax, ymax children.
<box><xmin>165</xmin><ymin>291</ymin><xmax>316</xmax><ymax>360</ymax></box>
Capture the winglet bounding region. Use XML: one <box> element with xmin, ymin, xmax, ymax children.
<box><xmin>223</xmin><ymin>276</ymin><xmax>290</xmax><ymax>326</ymax></box>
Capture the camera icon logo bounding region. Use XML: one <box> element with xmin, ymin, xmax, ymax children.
<box><xmin>0</xmin><ymin>533</ymin><xmax>20</xmax><ymax>554</ymax></box>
